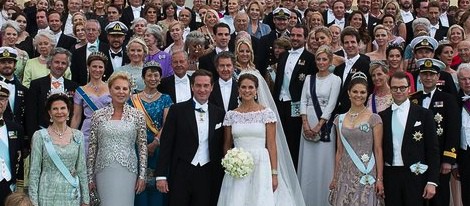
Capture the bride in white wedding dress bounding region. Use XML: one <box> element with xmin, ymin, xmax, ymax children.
<box><xmin>217</xmin><ymin>37</ymin><xmax>305</xmax><ymax>206</ymax></box>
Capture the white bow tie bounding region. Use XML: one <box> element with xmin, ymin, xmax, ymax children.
<box><xmin>289</xmin><ymin>49</ymin><xmax>300</xmax><ymax>54</ymax></box>
<box><xmin>463</xmin><ymin>95</ymin><xmax>470</xmax><ymax>102</ymax></box>
<box><xmin>336</xmin><ymin>19</ymin><xmax>345</xmax><ymax>24</ymax></box>
<box><xmin>220</xmin><ymin>81</ymin><xmax>231</xmax><ymax>87</ymax></box>
<box><xmin>132</xmin><ymin>7</ymin><xmax>141</xmax><ymax>12</ymax></box>
<box><xmin>175</xmin><ymin>78</ymin><xmax>188</xmax><ymax>84</ymax></box>
<box><xmin>431</xmin><ymin>25</ymin><xmax>439</xmax><ymax>29</ymax></box>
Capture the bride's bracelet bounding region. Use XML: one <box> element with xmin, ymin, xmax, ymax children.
<box><xmin>271</xmin><ymin>169</ymin><xmax>278</xmax><ymax>176</ymax></box>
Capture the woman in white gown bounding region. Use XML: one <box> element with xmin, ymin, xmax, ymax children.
<box><xmin>217</xmin><ymin>36</ymin><xmax>305</xmax><ymax>206</ymax></box>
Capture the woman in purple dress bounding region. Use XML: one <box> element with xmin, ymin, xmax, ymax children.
<box><xmin>70</xmin><ymin>52</ymin><xmax>112</xmax><ymax>153</ymax></box>
<box><xmin>144</xmin><ymin>24</ymin><xmax>173</xmax><ymax>78</ymax></box>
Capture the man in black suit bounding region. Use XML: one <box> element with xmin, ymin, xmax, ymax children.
<box><xmin>439</xmin><ymin>0</ymin><xmax>454</xmax><ymax>27</ymax></box>
<box><xmin>47</xmin><ymin>11</ymin><xmax>76</xmax><ymax>52</ymax></box>
<box><xmin>26</xmin><ymin>48</ymin><xmax>78</xmax><ymax>138</ymax></box>
<box><xmin>333</xmin><ymin>27</ymin><xmax>372</xmax><ymax>115</ymax></box>
<box><xmin>156</xmin><ymin>69</ymin><xmax>225</xmax><ymax>206</ymax></box>
<box><xmin>228</xmin><ymin>12</ymin><xmax>259</xmax><ymax>57</ymax></box>
<box><xmin>357</xmin><ymin>0</ymin><xmax>378</xmax><ymax>34</ymax></box>
<box><xmin>258</xmin><ymin>8</ymin><xmax>290</xmax><ymax>76</ymax></box>
<box><xmin>199</xmin><ymin>23</ymin><xmax>232</xmax><ymax>79</ymax></box>
<box><xmin>405</xmin><ymin>0</ymin><xmax>428</xmax><ymax>44</ymax></box>
<box><xmin>274</xmin><ymin>25</ymin><xmax>316</xmax><ymax>168</ymax></box>
<box><xmin>428</xmin><ymin>1</ymin><xmax>449</xmax><ymax>41</ymax></box>
<box><xmin>71</xmin><ymin>19</ymin><xmax>109</xmax><ymax>86</ymax></box>
<box><xmin>62</xmin><ymin>0</ymin><xmax>82</xmax><ymax>36</ymax></box>
<box><xmin>209</xmin><ymin>51</ymin><xmax>238</xmax><ymax>112</ymax></box>
<box><xmin>456</xmin><ymin>64</ymin><xmax>470</xmax><ymax>206</ymax></box>
<box><xmin>158</xmin><ymin>51</ymin><xmax>192</xmax><ymax>103</ymax></box>
<box><xmin>326</xmin><ymin>1</ymin><xmax>348</xmax><ymax>30</ymax></box>
<box><xmin>120</xmin><ymin>0</ymin><xmax>144</xmax><ymax>28</ymax></box>
<box><xmin>379</xmin><ymin>71</ymin><xmax>440</xmax><ymax>206</ymax></box>
<box><xmin>104</xmin><ymin>21</ymin><xmax>130</xmax><ymax>81</ymax></box>
<box><xmin>409</xmin><ymin>58</ymin><xmax>460</xmax><ymax>206</ymax></box>
<box><xmin>0</xmin><ymin>81</ymin><xmax>24</xmax><ymax>205</ymax></box>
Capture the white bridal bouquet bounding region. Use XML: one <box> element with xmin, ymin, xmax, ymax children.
<box><xmin>221</xmin><ymin>148</ymin><xmax>255</xmax><ymax>178</ymax></box>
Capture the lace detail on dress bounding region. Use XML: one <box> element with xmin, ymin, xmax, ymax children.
<box><xmin>87</xmin><ymin>104</ymin><xmax>147</xmax><ymax>182</ymax></box>
<box><xmin>223</xmin><ymin>108</ymin><xmax>277</xmax><ymax>126</ymax></box>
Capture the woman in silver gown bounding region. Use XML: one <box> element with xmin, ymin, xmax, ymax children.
<box><xmin>87</xmin><ymin>72</ymin><xmax>147</xmax><ymax>206</ymax></box>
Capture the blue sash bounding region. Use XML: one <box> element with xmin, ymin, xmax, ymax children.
<box><xmin>371</xmin><ymin>93</ymin><xmax>377</xmax><ymax>113</ymax></box>
<box><xmin>76</xmin><ymin>87</ymin><xmax>98</xmax><ymax>111</ymax></box>
<box><xmin>309</xmin><ymin>75</ymin><xmax>332</xmax><ymax>142</ymax></box>
<box><xmin>338</xmin><ymin>114</ymin><xmax>376</xmax><ymax>185</ymax></box>
<box><xmin>40</xmin><ymin>129</ymin><xmax>80</xmax><ymax>200</ymax></box>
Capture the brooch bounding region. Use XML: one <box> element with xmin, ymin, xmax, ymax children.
<box><xmin>361</xmin><ymin>153</ymin><xmax>370</xmax><ymax>163</ymax></box>
<box><xmin>8</xmin><ymin>131</ymin><xmax>17</xmax><ymax>139</ymax></box>
<box><xmin>413</xmin><ymin>131</ymin><xmax>423</xmax><ymax>142</ymax></box>
<box><xmin>434</xmin><ymin>113</ymin><xmax>443</xmax><ymax>136</ymax></box>
<box><xmin>298</xmin><ymin>60</ymin><xmax>305</xmax><ymax>66</ymax></box>
<box><xmin>158</xmin><ymin>54</ymin><xmax>166</xmax><ymax>59</ymax></box>
<box><xmin>298</xmin><ymin>73</ymin><xmax>306</xmax><ymax>81</ymax></box>
<box><xmin>359</xmin><ymin>123</ymin><xmax>370</xmax><ymax>133</ymax></box>
<box><xmin>412</xmin><ymin>99</ymin><xmax>419</xmax><ymax>105</ymax></box>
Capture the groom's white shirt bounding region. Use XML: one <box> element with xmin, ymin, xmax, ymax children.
<box><xmin>156</xmin><ymin>98</ymin><xmax>210</xmax><ymax>181</ymax></box>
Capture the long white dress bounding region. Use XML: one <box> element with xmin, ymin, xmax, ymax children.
<box><xmin>218</xmin><ymin>109</ymin><xmax>278</xmax><ymax>206</ymax></box>
<box><xmin>217</xmin><ymin>69</ymin><xmax>305</xmax><ymax>206</ymax></box>
<box><xmin>297</xmin><ymin>74</ymin><xmax>341</xmax><ymax>206</ymax></box>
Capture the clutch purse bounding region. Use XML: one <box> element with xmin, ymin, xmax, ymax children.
<box><xmin>89</xmin><ymin>189</ymin><xmax>101</xmax><ymax>206</ymax></box>
<box><xmin>302</xmin><ymin>130</ymin><xmax>321</xmax><ymax>142</ymax></box>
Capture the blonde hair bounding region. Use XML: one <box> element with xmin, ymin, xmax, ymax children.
<box><xmin>235</xmin><ymin>39</ymin><xmax>255</xmax><ymax>69</ymax></box>
<box><xmin>126</xmin><ymin>37</ymin><xmax>149</xmax><ymax>56</ymax></box>
<box><xmin>108</xmin><ymin>71</ymin><xmax>132</xmax><ymax>90</ymax></box>
<box><xmin>315</xmin><ymin>45</ymin><xmax>333</xmax><ymax>62</ymax></box>
<box><xmin>204</xmin><ymin>9</ymin><xmax>220</xmax><ymax>26</ymax></box>
<box><xmin>5</xmin><ymin>192</ymin><xmax>33</xmax><ymax>206</ymax></box>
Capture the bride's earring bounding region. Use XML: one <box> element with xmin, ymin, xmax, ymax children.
<box><xmin>254</xmin><ymin>94</ymin><xmax>258</xmax><ymax>102</ymax></box>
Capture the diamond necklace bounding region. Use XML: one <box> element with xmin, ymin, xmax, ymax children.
<box><xmin>347</xmin><ymin>107</ymin><xmax>367</xmax><ymax>121</ymax></box>
<box><xmin>52</xmin><ymin>126</ymin><xmax>68</xmax><ymax>139</ymax></box>
<box><xmin>143</xmin><ymin>90</ymin><xmax>159</xmax><ymax>99</ymax></box>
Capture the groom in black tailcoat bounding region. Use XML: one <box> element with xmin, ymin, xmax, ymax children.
<box><xmin>379</xmin><ymin>71</ymin><xmax>440</xmax><ymax>206</ymax></box>
<box><xmin>156</xmin><ymin>69</ymin><xmax>225</xmax><ymax>206</ymax></box>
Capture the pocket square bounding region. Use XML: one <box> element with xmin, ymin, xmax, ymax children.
<box><xmin>215</xmin><ymin>123</ymin><xmax>222</xmax><ymax>129</ymax></box>
<box><xmin>414</xmin><ymin>121</ymin><xmax>422</xmax><ymax>127</ymax></box>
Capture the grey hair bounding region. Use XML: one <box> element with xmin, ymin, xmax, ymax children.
<box><xmin>33</xmin><ymin>30</ymin><xmax>57</xmax><ymax>48</ymax></box>
<box><xmin>234</xmin><ymin>11</ymin><xmax>249</xmax><ymax>21</ymax></box>
<box><xmin>146</xmin><ymin>24</ymin><xmax>165</xmax><ymax>48</ymax></box>
<box><xmin>47</xmin><ymin>47</ymin><xmax>72</xmax><ymax>68</ymax></box>
<box><xmin>86</xmin><ymin>19</ymin><xmax>101</xmax><ymax>32</ymax></box>
<box><xmin>172</xmin><ymin>50</ymin><xmax>189</xmax><ymax>60</ymax></box>
<box><xmin>412</xmin><ymin>18</ymin><xmax>431</xmax><ymax>34</ymax></box>
<box><xmin>184</xmin><ymin>31</ymin><xmax>206</xmax><ymax>51</ymax></box>
<box><xmin>1</xmin><ymin>20</ymin><xmax>21</xmax><ymax>34</ymax></box>
<box><xmin>457</xmin><ymin>63</ymin><xmax>470</xmax><ymax>76</ymax></box>
<box><xmin>130</xmin><ymin>17</ymin><xmax>148</xmax><ymax>30</ymax></box>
